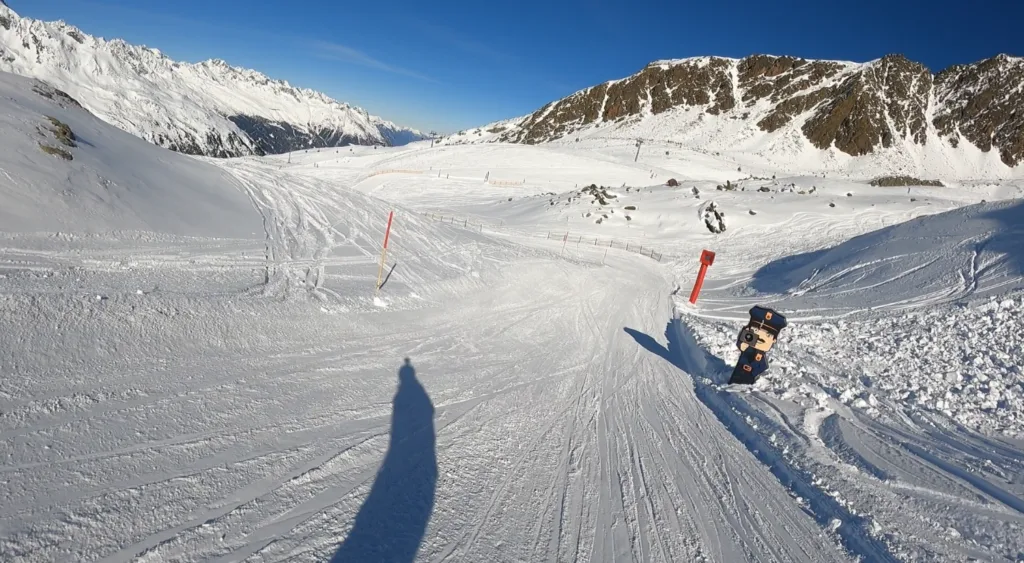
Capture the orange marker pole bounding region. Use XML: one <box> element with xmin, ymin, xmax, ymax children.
<box><xmin>376</xmin><ymin>211</ymin><xmax>394</xmax><ymax>292</ymax></box>
<box><xmin>689</xmin><ymin>249</ymin><xmax>716</xmax><ymax>304</ymax></box>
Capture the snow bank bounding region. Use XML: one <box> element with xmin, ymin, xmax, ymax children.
<box><xmin>685</xmin><ymin>293</ymin><xmax>1024</xmax><ymax>437</ymax></box>
<box><xmin>750</xmin><ymin>199</ymin><xmax>1024</xmax><ymax>311</ymax></box>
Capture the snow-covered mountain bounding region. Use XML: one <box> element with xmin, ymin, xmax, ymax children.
<box><xmin>465</xmin><ymin>54</ymin><xmax>1024</xmax><ymax>178</ymax></box>
<box><xmin>0</xmin><ymin>4</ymin><xmax>427</xmax><ymax>157</ymax></box>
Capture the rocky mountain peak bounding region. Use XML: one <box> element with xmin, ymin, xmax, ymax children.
<box><xmin>932</xmin><ymin>54</ymin><xmax>1024</xmax><ymax>166</ymax></box>
<box><xmin>498</xmin><ymin>52</ymin><xmax>1024</xmax><ymax>169</ymax></box>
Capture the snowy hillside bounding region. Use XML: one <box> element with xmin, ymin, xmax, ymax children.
<box><xmin>280</xmin><ymin>140</ymin><xmax>1024</xmax><ymax>560</ymax></box>
<box><xmin>0</xmin><ymin>4</ymin><xmax>426</xmax><ymax>157</ymax></box>
<box><xmin>449</xmin><ymin>54</ymin><xmax>1024</xmax><ymax>181</ymax></box>
<box><xmin>3</xmin><ymin>117</ymin><xmax>1024</xmax><ymax>561</ymax></box>
<box><xmin>747</xmin><ymin>199</ymin><xmax>1024</xmax><ymax>312</ymax></box>
<box><xmin>0</xmin><ymin>71</ymin><xmax>260</xmax><ymax>236</ymax></box>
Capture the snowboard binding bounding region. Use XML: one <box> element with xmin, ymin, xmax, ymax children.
<box><xmin>729</xmin><ymin>306</ymin><xmax>787</xmax><ymax>385</ymax></box>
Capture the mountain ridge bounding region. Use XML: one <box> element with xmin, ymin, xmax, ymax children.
<box><xmin>0</xmin><ymin>4</ymin><xmax>427</xmax><ymax>157</ymax></box>
<box><xmin>478</xmin><ymin>53</ymin><xmax>1023</xmax><ymax>174</ymax></box>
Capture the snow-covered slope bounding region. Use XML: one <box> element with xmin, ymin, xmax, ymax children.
<box><xmin>0</xmin><ymin>70</ymin><xmax>261</xmax><ymax>237</ymax></box>
<box><xmin>3</xmin><ymin>125</ymin><xmax>1024</xmax><ymax>561</ymax></box>
<box><xmin>748</xmin><ymin>199</ymin><xmax>1024</xmax><ymax>312</ymax></box>
<box><xmin>0</xmin><ymin>4</ymin><xmax>426</xmax><ymax>157</ymax></box>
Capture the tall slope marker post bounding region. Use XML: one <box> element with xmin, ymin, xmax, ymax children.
<box><xmin>376</xmin><ymin>210</ymin><xmax>394</xmax><ymax>294</ymax></box>
<box><xmin>689</xmin><ymin>249</ymin><xmax>715</xmax><ymax>304</ymax></box>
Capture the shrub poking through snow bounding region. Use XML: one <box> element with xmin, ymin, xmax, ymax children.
<box><xmin>38</xmin><ymin>142</ymin><xmax>72</xmax><ymax>160</ymax></box>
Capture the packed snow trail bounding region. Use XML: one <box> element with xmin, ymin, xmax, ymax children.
<box><xmin>1</xmin><ymin>243</ymin><xmax>853</xmax><ymax>561</ymax></box>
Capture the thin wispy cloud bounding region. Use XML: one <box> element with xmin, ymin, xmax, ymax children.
<box><xmin>312</xmin><ymin>41</ymin><xmax>437</xmax><ymax>83</ymax></box>
<box><xmin>409</xmin><ymin>20</ymin><xmax>518</xmax><ymax>63</ymax></box>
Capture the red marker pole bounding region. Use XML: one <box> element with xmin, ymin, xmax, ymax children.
<box><xmin>376</xmin><ymin>211</ymin><xmax>394</xmax><ymax>292</ymax></box>
<box><xmin>689</xmin><ymin>249</ymin><xmax>716</xmax><ymax>304</ymax></box>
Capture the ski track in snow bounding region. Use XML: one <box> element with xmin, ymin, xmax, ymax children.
<box><xmin>0</xmin><ymin>172</ymin><xmax>856</xmax><ymax>562</ymax></box>
<box><xmin>0</xmin><ymin>252</ymin><xmax>853</xmax><ymax>562</ymax></box>
<box><xmin>3</xmin><ymin>107</ymin><xmax>1024</xmax><ymax>560</ymax></box>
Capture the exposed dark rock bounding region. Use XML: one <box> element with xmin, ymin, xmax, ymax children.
<box><xmin>933</xmin><ymin>55</ymin><xmax>1024</xmax><ymax>166</ymax></box>
<box><xmin>869</xmin><ymin>175</ymin><xmax>944</xmax><ymax>187</ymax></box>
<box><xmin>45</xmin><ymin>116</ymin><xmax>76</xmax><ymax>147</ymax></box>
<box><xmin>802</xmin><ymin>55</ymin><xmax>931</xmax><ymax>155</ymax></box>
<box><xmin>580</xmin><ymin>183</ymin><xmax>618</xmax><ymax>206</ymax></box>
<box><xmin>31</xmin><ymin>80</ymin><xmax>84</xmax><ymax>110</ymax></box>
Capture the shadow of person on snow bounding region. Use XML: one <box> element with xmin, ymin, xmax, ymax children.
<box><xmin>332</xmin><ymin>358</ymin><xmax>437</xmax><ymax>563</ymax></box>
<box><xmin>624</xmin><ymin>322</ymin><xmax>731</xmax><ymax>381</ymax></box>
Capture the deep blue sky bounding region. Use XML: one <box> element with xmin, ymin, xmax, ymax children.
<box><xmin>10</xmin><ymin>0</ymin><xmax>1022</xmax><ymax>133</ymax></box>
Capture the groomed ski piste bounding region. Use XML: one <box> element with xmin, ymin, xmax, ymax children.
<box><xmin>2</xmin><ymin>70</ymin><xmax>1024</xmax><ymax>562</ymax></box>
